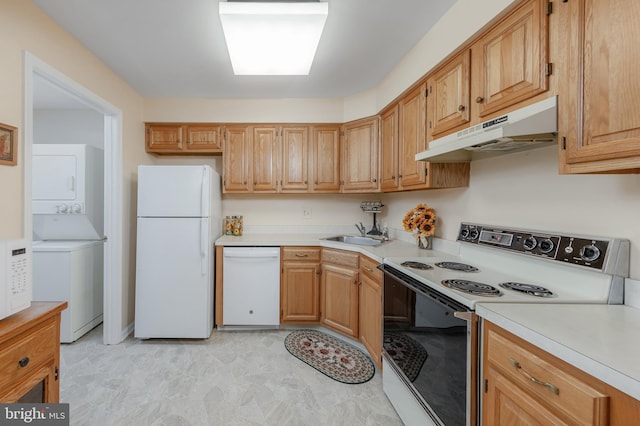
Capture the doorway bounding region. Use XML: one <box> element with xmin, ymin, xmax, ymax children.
<box><xmin>23</xmin><ymin>52</ymin><xmax>124</xmax><ymax>344</ymax></box>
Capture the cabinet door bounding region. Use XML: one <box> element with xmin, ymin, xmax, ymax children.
<box><xmin>342</xmin><ymin>117</ymin><xmax>379</xmax><ymax>192</ymax></box>
<box><xmin>146</xmin><ymin>124</ymin><xmax>184</xmax><ymax>153</ymax></box>
<box><xmin>32</xmin><ymin>154</ymin><xmax>78</xmax><ymax>201</ymax></box>
<box><xmin>184</xmin><ymin>124</ymin><xmax>223</xmax><ymax>153</ymax></box>
<box><xmin>472</xmin><ymin>0</ymin><xmax>549</xmax><ymax>118</ymax></box>
<box><xmin>563</xmin><ymin>0</ymin><xmax>640</xmax><ymax>167</ymax></box>
<box><xmin>484</xmin><ymin>365</ymin><xmax>571</xmax><ymax>426</ymax></box>
<box><xmin>359</xmin><ymin>258</ymin><xmax>382</xmax><ymax>369</ymax></box>
<box><xmin>252</xmin><ymin>126</ymin><xmax>279</xmax><ymax>193</ymax></box>
<box><xmin>280</xmin><ymin>126</ymin><xmax>309</xmax><ymax>193</ymax></box>
<box><xmin>311</xmin><ymin>125</ymin><xmax>341</xmax><ymax>192</ymax></box>
<box><xmin>281</xmin><ymin>262</ymin><xmax>320</xmax><ymax>322</ymax></box>
<box><xmin>380</xmin><ymin>105</ymin><xmax>400</xmax><ymax>191</ymax></box>
<box><xmin>223</xmin><ymin>126</ymin><xmax>251</xmax><ymax>193</ymax></box>
<box><xmin>321</xmin><ymin>264</ymin><xmax>359</xmax><ymax>338</ymax></box>
<box><xmin>428</xmin><ymin>50</ymin><xmax>471</xmax><ymax>138</ymax></box>
<box><xmin>398</xmin><ymin>83</ymin><xmax>427</xmax><ymax>188</ymax></box>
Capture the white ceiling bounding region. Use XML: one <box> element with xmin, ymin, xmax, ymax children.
<box><xmin>32</xmin><ymin>0</ymin><xmax>457</xmax><ymax>100</ymax></box>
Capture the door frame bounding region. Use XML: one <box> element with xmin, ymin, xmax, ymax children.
<box><xmin>23</xmin><ymin>52</ymin><xmax>125</xmax><ymax>344</ymax></box>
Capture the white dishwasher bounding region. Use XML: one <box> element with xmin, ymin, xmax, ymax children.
<box><xmin>222</xmin><ymin>247</ymin><xmax>280</xmax><ymax>327</ymax></box>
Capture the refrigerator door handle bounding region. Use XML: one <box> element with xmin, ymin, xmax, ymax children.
<box><xmin>200</xmin><ymin>218</ymin><xmax>207</xmax><ymax>275</ymax></box>
<box><xmin>201</xmin><ymin>167</ymin><xmax>208</xmax><ymax>218</ymax></box>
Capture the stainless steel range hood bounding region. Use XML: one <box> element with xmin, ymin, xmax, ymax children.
<box><xmin>416</xmin><ymin>96</ymin><xmax>557</xmax><ymax>162</ymax></box>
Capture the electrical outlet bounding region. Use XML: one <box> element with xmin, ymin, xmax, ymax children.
<box><xmin>303</xmin><ymin>209</ymin><xmax>312</xmax><ymax>219</ymax></box>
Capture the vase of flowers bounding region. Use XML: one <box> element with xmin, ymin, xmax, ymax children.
<box><xmin>402</xmin><ymin>203</ymin><xmax>436</xmax><ymax>250</ymax></box>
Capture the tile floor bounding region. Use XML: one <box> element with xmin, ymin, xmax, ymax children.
<box><xmin>60</xmin><ymin>326</ymin><xmax>403</xmax><ymax>425</ymax></box>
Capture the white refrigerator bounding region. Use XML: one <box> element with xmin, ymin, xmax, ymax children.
<box><xmin>134</xmin><ymin>165</ymin><xmax>221</xmax><ymax>339</ymax></box>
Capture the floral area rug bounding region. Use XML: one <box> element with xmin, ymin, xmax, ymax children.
<box><xmin>383</xmin><ymin>332</ymin><xmax>428</xmax><ymax>382</ymax></box>
<box><xmin>284</xmin><ymin>330</ymin><xmax>375</xmax><ymax>384</ymax></box>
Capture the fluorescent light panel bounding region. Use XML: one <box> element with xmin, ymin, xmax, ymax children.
<box><xmin>219</xmin><ymin>2</ymin><xmax>328</xmax><ymax>75</ymax></box>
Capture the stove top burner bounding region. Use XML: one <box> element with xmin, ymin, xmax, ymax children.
<box><xmin>442</xmin><ymin>279</ymin><xmax>501</xmax><ymax>297</ymax></box>
<box><xmin>400</xmin><ymin>261</ymin><xmax>433</xmax><ymax>270</ymax></box>
<box><xmin>435</xmin><ymin>262</ymin><xmax>479</xmax><ymax>272</ymax></box>
<box><xmin>499</xmin><ymin>282</ymin><xmax>555</xmax><ymax>297</ymax></box>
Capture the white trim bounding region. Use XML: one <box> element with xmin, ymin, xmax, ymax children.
<box><xmin>23</xmin><ymin>52</ymin><xmax>125</xmax><ymax>345</ymax></box>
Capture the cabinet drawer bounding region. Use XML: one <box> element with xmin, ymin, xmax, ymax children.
<box><xmin>322</xmin><ymin>248</ymin><xmax>359</xmax><ymax>269</ymax></box>
<box><xmin>0</xmin><ymin>321</ymin><xmax>57</xmax><ymax>390</ymax></box>
<box><xmin>360</xmin><ymin>255</ymin><xmax>382</xmax><ymax>281</ymax></box>
<box><xmin>282</xmin><ymin>247</ymin><xmax>321</xmax><ymax>262</ymax></box>
<box><xmin>486</xmin><ymin>326</ymin><xmax>608</xmax><ymax>425</ymax></box>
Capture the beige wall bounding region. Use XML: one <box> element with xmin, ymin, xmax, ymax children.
<box><xmin>0</xmin><ymin>0</ymin><xmax>148</xmax><ymax>333</ymax></box>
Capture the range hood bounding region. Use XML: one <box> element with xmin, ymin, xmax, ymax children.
<box><xmin>416</xmin><ymin>96</ymin><xmax>557</xmax><ymax>162</ymax></box>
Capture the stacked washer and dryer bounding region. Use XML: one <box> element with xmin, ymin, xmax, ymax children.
<box><xmin>31</xmin><ymin>144</ymin><xmax>104</xmax><ymax>343</ymax></box>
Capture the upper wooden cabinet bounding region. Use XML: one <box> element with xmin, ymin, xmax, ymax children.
<box><xmin>380</xmin><ymin>105</ymin><xmax>400</xmax><ymax>191</ymax></box>
<box><xmin>398</xmin><ymin>83</ymin><xmax>428</xmax><ymax>188</ymax></box>
<box><xmin>379</xmin><ymin>86</ymin><xmax>471</xmax><ymax>192</ymax></box>
<box><xmin>471</xmin><ymin>0</ymin><xmax>550</xmax><ymax>119</ymax></box>
<box><xmin>428</xmin><ymin>50</ymin><xmax>471</xmax><ymax>139</ymax></box>
<box><xmin>341</xmin><ymin>116</ymin><xmax>380</xmax><ymax>193</ymax></box>
<box><xmin>146</xmin><ymin>123</ymin><xmax>223</xmax><ymax>154</ymax></box>
<box><xmin>311</xmin><ymin>125</ymin><xmax>341</xmax><ymax>192</ymax></box>
<box><xmin>280</xmin><ymin>126</ymin><xmax>310</xmax><ymax>193</ymax></box>
<box><xmin>558</xmin><ymin>0</ymin><xmax>640</xmax><ymax>173</ymax></box>
<box><xmin>223</xmin><ymin>125</ymin><xmax>252</xmax><ymax>193</ymax></box>
<box><xmin>251</xmin><ymin>126</ymin><xmax>279</xmax><ymax>193</ymax></box>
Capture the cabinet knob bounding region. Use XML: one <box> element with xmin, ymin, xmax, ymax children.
<box><xmin>18</xmin><ymin>357</ymin><xmax>30</xmax><ymax>368</ymax></box>
<box><xmin>458</xmin><ymin>104</ymin><xmax>466</xmax><ymax>112</ymax></box>
<box><xmin>391</xmin><ymin>175</ymin><xmax>395</xmax><ymax>179</ymax></box>
<box><xmin>295</xmin><ymin>253</ymin><xmax>309</xmax><ymax>257</ymax></box>
<box><xmin>475</xmin><ymin>96</ymin><xmax>484</xmax><ymax>103</ymax></box>
<box><xmin>372</xmin><ymin>178</ymin><xmax>377</xmax><ymax>183</ymax></box>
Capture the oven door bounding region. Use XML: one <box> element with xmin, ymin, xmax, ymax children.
<box><xmin>380</xmin><ymin>264</ymin><xmax>478</xmax><ymax>426</ymax></box>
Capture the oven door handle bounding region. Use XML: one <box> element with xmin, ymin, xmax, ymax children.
<box><xmin>454</xmin><ymin>311</ymin><xmax>477</xmax><ymax>322</ymax></box>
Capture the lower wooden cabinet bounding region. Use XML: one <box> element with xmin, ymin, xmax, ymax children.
<box><xmin>358</xmin><ymin>255</ymin><xmax>382</xmax><ymax>369</ymax></box>
<box><xmin>280</xmin><ymin>247</ymin><xmax>321</xmax><ymax>323</ymax></box>
<box><xmin>483</xmin><ymin>321</ymin><xmax>640</xmax><ymax>425</ymax></box>
<box><xmin>320</xmin><ymin>248</ymin><xmax>359</xmax><ymax>338</ymax></box>
<box><xmin>0</xmin><ymin>302</ymin><xmax>67</xmax><ymax>403</ymax></box>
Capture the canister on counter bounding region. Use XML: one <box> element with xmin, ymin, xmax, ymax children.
<box><xmin>225</xmin><ymin>215</ymin><xmax>243</xmax><ymax>236</ymax></box>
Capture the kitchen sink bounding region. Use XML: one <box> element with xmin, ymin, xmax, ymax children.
<box><xmin>322</xmin><ymin>235</ymin><xmax>384</xmax><ymax>246</ymax></box>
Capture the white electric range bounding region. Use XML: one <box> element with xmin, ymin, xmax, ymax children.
<box><xmin>379</xmin><ymin>223</ymin><xmax>630</xmax><ymax>426</ymax></box>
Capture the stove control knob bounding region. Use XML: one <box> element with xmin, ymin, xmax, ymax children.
<box><xmin>460</xmin><ymin>228</ymin><xmax>470</xmax><ymax>239</ymax></box>
<box><xmin>469</xmin><ymin>229</ymin><xmax>479</xmax><ymax>240</ymax></box>
<box><xmin>523</xmin><ymin>236</ymin><xmax>537</xmax><ymax>251</ymax></box>
<box><xmin>579</xmin><ymin>244</ymin><xmax>601</xmax><ymax>262</ymax></box>
<box><xmin>539</xmin><ymin>239</ymin><xmax>554</xmax><ymax>253</ymax></box>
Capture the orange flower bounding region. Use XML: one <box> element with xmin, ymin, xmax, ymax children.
<box><xmin>402</xmin><ymin>204</ymin><xmax>437</xmax><ymax>236</ymax></box>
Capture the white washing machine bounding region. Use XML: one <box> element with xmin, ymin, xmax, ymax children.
<box><xmin>32</xmin><ymin>240</ymin><xmax>104</xmax><ymax>343</ymax></box>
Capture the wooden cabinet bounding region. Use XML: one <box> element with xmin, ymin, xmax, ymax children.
<box><xmin>427</xmin><ymin>50</ymin><xmax>471</xmax><ymax>139</ymax></box>
<box><xmin>358</xmin><ymin>255</ymin><xmax>382</xmax><ymax>369</ymax></box>
<box><xmin>320</xmin><ymin>248</ymin><xmax>359</xmax><ymax>338</ymax></box>
<box><xmin>146</xmin><ymin>123</ymin><xmax>223</xmax><ymax>154</ymax></box>
<box><xmin>341</xmin><ymin>116</ymin><xmax>379</xmax><ymax>193</ymax></box>
<box><xmin>558</xmin><ymin>0</ymin><xmax>640</xmax><ymax>173</ymax></box>
<box><xmin>0</xmin><ymin>302</ymin><xmax>67</xmax><ymax>403</ymax></box>
<box><xmin>280</xmin><ymin>247</ymin><xmax>321</xmax><ymax>323</ymax></box>
<box><xmin>471</xmin><ymin>0</ymin><xmax>550</xmax><ymax>119</ymax></box>
<box><xmin>311</xmin><ymin>125</ymin><xmax>341</xmax><ymax>192</ymax></box>
<box><xmin>251</xmin><ymin>126</ymin><xmax>279</xmax><ymax>193</ymax></box>
<box><xmin>398</xmin><ymin>83</ymin><xmax>428</xmax><ymax>188</ymax></box>
<box><xmin>380</xmin><ymin>105</ymin><xmax>400</xmax><ymax>191</ymax></box>
<box><xmin>280</xmin><ymin>126</ymin><xmax>310</xmax><ymax>193</ymax></box>
<box><xmin>483</xmin><ymin>321</ymin><xmax>640</xmax><ymax>425</ymax></box>
<box><xmin>223</xmin><ymin>125</ymin><xmax>252</xmax><ymax>193</ymax></box>
<box><xmin>379</xmin><ymin>88</ymin><xmax>471</xmax><ymax>192</ymax></box>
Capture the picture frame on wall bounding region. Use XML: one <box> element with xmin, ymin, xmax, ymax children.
<box><xmin>0</xmin><ymin>122</ymin><xmax>17</xmax><ymax>166</ymax></box>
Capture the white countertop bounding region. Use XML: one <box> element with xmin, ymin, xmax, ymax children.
<box><xmin>215</xmin><ymin>233</ymin><xmax>448</xmax><ymax>262</ymax></box>
<box><xmin>476</xmin><ymin>303</ymin><xmax>640</xmax><ymax>401</ymax></box>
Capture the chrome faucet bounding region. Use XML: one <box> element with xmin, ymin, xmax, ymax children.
<box><xmin>355</xmin><ymin>222</ymin><xmax>366</xmax><ymax>236</ymax></box>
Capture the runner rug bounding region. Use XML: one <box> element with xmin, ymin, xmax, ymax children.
<box><xmin>383</xmin><ymin>331</ymin><xmax>428</xmax><ymax>382</ymax></box>
<box><xmin>284</xmin><ymin>329</ymin><xmax>375</xmax><ymax>384</ymax></box>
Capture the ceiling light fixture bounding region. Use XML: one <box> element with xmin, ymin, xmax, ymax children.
<box><xmin>219</xmin><ymin>1</ymin><xmax>328</xmax><ymax>76</ymax></box>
